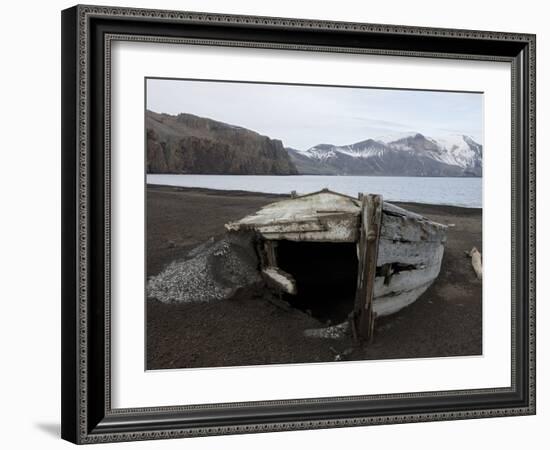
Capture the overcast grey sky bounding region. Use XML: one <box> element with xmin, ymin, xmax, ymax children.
<box><xmin>146</xmin><ymin>78</ymin><xmax>483</xmax><ymax>150</ymax></box>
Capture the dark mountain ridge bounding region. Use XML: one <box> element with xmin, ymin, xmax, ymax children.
<box><xmin>146</xmin><ymin>111</ymin><xmax>482</xmax><ymax>177</ymax></box>
<box><xmin>146</xmin><ymin>110</ymin><xmax>298</xmax><ymax>175</ymax></box>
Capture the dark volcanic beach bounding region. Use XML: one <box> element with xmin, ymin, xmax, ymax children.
<box><xmin>146</xmin><ymin>185</ymin><xmax>482</xmax><ymax>370</ymax></box>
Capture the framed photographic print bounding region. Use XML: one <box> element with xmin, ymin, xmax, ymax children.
<box><xmin>61</xmin><ymin>4</ymin><xmax>536</xmax><ymax>444</ymax></box>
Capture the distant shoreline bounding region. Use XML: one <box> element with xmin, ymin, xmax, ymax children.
<box><xmin>146</xmin><ymin>184</ymin><xmax>482</xmax><ymax>212</ymax></box>
<box><xmin>147</xmin><ymin>172</ymin><xmax>482</xmax><ymax>179</ymax></box>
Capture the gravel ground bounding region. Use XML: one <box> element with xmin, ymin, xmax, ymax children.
<box><xmin>146</xmin><ymin>185</ymin><xmax>482</xmax><ymax>370</ymax></box>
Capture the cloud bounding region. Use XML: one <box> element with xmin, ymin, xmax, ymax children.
<box><xmin>147</xmin><ymin>79</ymin><xmax>483</xmax><ymax>150</ymax></box>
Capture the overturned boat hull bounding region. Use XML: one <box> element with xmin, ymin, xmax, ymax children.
<box><xmin>226</xmin><ymin>189</ymin><xmax>447</xmax><ymax>337</ymax></box>
<box><xmin>372</xmin><ymin>201</ymin><xmax>447</xmax><ymax>316</ymax></box>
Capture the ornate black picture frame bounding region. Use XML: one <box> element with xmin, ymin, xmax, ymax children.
<box><xmin>61</xmin><ymin>4</ymin><xmax>536</xmax><ymax>444</ymax></box>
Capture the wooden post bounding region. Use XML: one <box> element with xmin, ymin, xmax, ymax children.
<box><xmin>256</xmin><ymin>238</ymin><xmax>278</xmax><ymax>270</ymax></box>
<box><xmin>353</xmin><ymin>194</ymin><xmax>383</xmax><ymax>342</ymax></box>
<box><xmin>264</xmin><ymin>240</ymin><xmax>278</xmax><ymax>267</ymax></box>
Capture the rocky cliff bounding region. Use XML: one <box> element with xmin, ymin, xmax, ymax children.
<box><xmin>146</xmin><ymin>110</ymin><xmax>298</xmax><ymax>175</ymax></box>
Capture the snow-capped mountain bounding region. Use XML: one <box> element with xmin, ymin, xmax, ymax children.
<box><xmin>287</xmin><ymin>133</ymin><xmax>482</xmax><ymax>177</ymax></box>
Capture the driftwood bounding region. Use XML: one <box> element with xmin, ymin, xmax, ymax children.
<box><xmin>466</xmin><ymin>247</ymin><xmax>482</xmax><ymax>279</ymax></box>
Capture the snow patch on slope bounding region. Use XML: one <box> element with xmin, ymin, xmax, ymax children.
<box><xmin>301</xmin><ymin>133</ymin><xmax>482</xmax><ymax>171</ymax></box>
<box><xmin>430</xmin><ymin>134</ymin><xmax>481</xmax><ymax>168</ymax></box>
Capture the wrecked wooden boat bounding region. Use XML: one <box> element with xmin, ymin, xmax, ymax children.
<box><xmin>226</xmin><ymin>189</ymin><xmax>447</xmax><ymax>340</ymax></box>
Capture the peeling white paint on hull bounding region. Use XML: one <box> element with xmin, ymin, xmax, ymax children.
<box><xmin>373</xmin><ymin>263</ymin><xmax>443</xmax><ymax>298</ymax></box>
<box><xmin>373</xmin><ymin>282</ymin><xmax>432</xmax><ymax>317</ymax></box>
<box><xmin>226</xmin><ymin>189</ymin><xmax>448</xmax><ymax>320</ymax></box>
<box><xmin>377</xmin><ymin>239</ymin><xmax>445</xmax><ymax>267</ymax></box>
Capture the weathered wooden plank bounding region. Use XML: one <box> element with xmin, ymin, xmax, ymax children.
<box><xmin>226</xmin><ymin>191</ymin><xmax>360</xmax><ymax>230</ymax></box>
<box><xmin>377</xmin><ymin>239</ymin><xmax>444</xmax><ymax>267</ymax></box>
<box><xmin>262</xmin><ymin>267</ymin><xmax>297</xmax><ymax>295</ymax></box>
<box><xmin>264</xmin><ymin>241</ymin><xmax>277</xmax><ymax>267</ymax></box>
<box><xmin>372</xmin><ymin>282</ymin><xmax>432</xmax><ymax>317</ymax></box>
<box><xmin>383</xmin><ymin>202</ymin><xmax>426</xmax><ymax>221</ymax></box>
<box><xmin>261</xmin><ymin>216</ymin><xmax>359</xmax><ymax>242</ymax></box>
<box><xmin>373</xmin><ymin>262</ymin><xmax>443</xmax><ymax>298</ymax></box>
<box><xmin>354</xmin><ymin>194</ymin><xmax>383</xmax><ymax>341</ymax></box>
<box><xmin>381</xmin><ymin>212</ymin><xmax>447</xmax><ymax>244</ymax></box>
<box><xmin>226</xmin><ymin>216</ymin><xmax>321</xmax><ymax>232</ymax></box>
<box><xmin>255</xmin><ymin>221</ymin><xmax>327</xmax><ymax>234</ymax></box>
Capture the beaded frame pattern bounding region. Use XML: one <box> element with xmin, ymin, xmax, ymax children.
<box><xmin>73</xmin><ymin>5</ymin><xmax>535</xmax><ymax>443</ymax></box>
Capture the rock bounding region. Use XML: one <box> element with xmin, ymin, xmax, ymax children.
<box><xmin>304</xmin><ymin>321</ymin><xmax>350</xmax><ymax>339</ymax></box>
<box><xmin>147</xmin><ymin>232</ymin><xmax>261</xmax><ymax>304</ymax></box>
<box><xmin>146</xmin><ymin>110</ymin><xmax>298</xmax><ymax>175</ymax></box>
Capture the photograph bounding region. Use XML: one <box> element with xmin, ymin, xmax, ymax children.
<box><xmin>145</xmin><ymin>78</ymin><xmax>484</xmax><ymax>370</ymax></box>
<box><xmin>57</xmin><ymin>3</ymin><xmax>536</xmax><ymax>445</ymax></box>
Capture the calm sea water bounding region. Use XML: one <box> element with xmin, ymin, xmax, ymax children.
<box><xmin>146</xmin><ymin>174</ymin><xmax>482</xmax><ymax>208</ymax></box>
